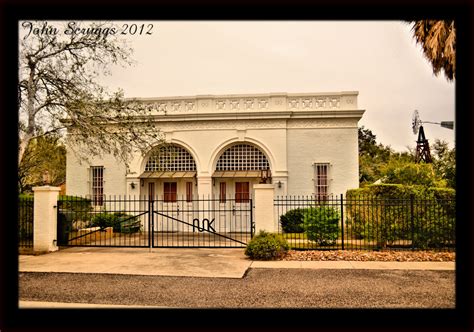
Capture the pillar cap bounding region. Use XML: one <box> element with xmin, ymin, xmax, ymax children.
<box><xmin>32</xmin><ymin>186</ymin><xmax>61</xmax><ymax>192</ymax></box>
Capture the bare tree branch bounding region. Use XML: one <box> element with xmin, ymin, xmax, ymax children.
<box><xmin>19</xmin><ymin>21</ymin><xmax>162</xmax><ymax>170</ymax></box>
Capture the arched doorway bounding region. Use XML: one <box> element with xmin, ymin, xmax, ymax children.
<box><xmin>213</xmin><ymin>143</ymin><xmax>271</xmax><ymax>199</ymax></box>
<box><xmin>212</xmin><ymin>143</ymin><xmax>271</xmax><ymax>232</ymax></box>
<box><xmin>140</xmin><ymin>143</ymin><xmax>197</xmax><ymax>233</ymax></box>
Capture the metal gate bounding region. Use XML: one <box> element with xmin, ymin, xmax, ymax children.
<box><xmin>151</xmin><ymin>197</ymin><xmax>254</xmax><ymax>248</ymax></box>
<box><xmin>57</xmin><ymin>196</ymin><xmax>254</xmax><ymax>248</ymax></box>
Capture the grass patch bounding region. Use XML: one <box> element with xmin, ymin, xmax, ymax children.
<box><xmin>282</xmin><ymin>233</ymin><xmax>307</xmax><ymax>240</ymax></box>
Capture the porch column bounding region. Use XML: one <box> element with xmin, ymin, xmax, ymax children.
<box><xmin>197</xmin><ymin>175</ymin><xmax>213</xmax><ymax>197</ymax></box>
<box><xmin>253</xmin><ymin>184</ymin><xmax>276</xmax><ymax>233</ymax></box>
<box><xmin>33</xmin><ymin>186</ymin><xmax>61</xmax><ymax>254</ymax></box>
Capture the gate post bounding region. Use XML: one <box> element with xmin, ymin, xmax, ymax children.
<box><xmin>32</xmin><ymin>186</ymin><xmax>61</xmax><ymax>254</ymax></box>
<box><xmin>254</xmin><ymin>184</ymin><xmax>276</xmax><ymax>233</ymax></box>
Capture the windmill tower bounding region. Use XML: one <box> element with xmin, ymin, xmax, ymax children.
<box><xmin>412</xmin><ymin>110</ymin><xmax>432</xmax><ymax>163</ymax></box>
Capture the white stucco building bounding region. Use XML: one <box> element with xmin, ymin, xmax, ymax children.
<box><xmin>66</xmin><ymin>91</ymin><xmax>365</xmax><ymax>204</ymax></box>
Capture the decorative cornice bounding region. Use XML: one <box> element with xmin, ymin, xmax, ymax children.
<box><xmin>126</xmin><ymin>91</ymin><xmax>361</xmax><ymax>115</ymax></box>
<box><xmin>143</xmin><ymin>118</ymin><xmax>359</xmax><ymax>131</ymax></box>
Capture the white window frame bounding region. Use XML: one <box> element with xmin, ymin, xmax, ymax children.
<box><xmin>90</xmin><ymin>166</ymin><xmax>104</xmax><ymax>206</ymax></box>
<box><xmin>313</xmin><ymin>163</ymin><xmax>330</xmax><ymax>200</ymax></box>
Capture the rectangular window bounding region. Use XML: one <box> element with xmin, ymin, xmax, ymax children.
<box><xmin>186</xmin><ymin>182</ymin><xmax>193</xmax><ymax>202</ymax></box>
<box><xmin>235</xmin><ymin>182</ymin><xmax>250</xmax><ymax>203</ymax></box>
<box><xmin>219</xmin><ymin>182</ymin><xmax>226</xmax><ymax>203</ymax></box>
<box><xmin>314</xmin><ymin>163</ymin><xmax>329</xmax><ymax>201</ymax></box>
<box><xmin>164</xmin><ymin>182</ymin><xmax>177</xmax><ymax>202</ymax></box>
<box><xmin>91</xmin><ymin>166</ymin><xmax>104</xmax><ymax>206</ymax></box>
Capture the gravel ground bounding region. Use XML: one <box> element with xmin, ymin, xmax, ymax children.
<box><xmin>19</xmin><ymin>268</ymin><xmax>455</xmax><ymax>308</ymax></box>
<box><xmin>282</xmin><ymin>250</ymin><xmax>455</xmax><ymax>261</ymax></box>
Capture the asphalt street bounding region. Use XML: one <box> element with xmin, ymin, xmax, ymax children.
<box><xmin>19</xmin><ymin>268</ymin><xmax>455</xmax><ymax>308</ymax></box>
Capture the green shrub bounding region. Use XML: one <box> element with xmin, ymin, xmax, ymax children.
<box><xmin>57</xmin><ymin>195</ymin><xmax>92</xmax><ymax>211</ymax></box>
<box><xmin>412</xmin><ymin>202</ymin><xmax>455</xmax><ymax>249</ymax></box>
<box><xmin>90</xmin><ymin>212</ymin><xmax>140</xmax><ymax>233</ymax></box>
<box><xmin>245</xmin><ymin>231</ymin><xmax>289</xmax><ymax>260</ymax></box>
<box><xmin>280</xmin><ymin>208</ymin><xmax>307</xmax><ymax>233</ymax></box>
<box><xmin>345</xmin><ymin>184</ymin><xmax>455</xmax><ymax>248</ymax></box>
<box><xmin>303</xmin><ymin>206</ymin><xmax>340</xmax><ymax>246</ymax></box>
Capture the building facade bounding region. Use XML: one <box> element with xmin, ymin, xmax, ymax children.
<box><xmin>66</xmin><ymin>91</ymin><xmax>365</xmax><ymax>203</ymax></box>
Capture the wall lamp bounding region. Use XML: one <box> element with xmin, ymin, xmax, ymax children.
<box><xmin>278</xmin><ymin>181</ymin><xmax>282</xmax><ymax>188</ymax></box>
<box><xmin>130</xmin><ymin>182</ymin><xmax>136</xmax><ymax>189</ymax></box>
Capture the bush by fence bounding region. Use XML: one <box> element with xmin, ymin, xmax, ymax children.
<box><xmin>90</xmin><ymin>212</ymin><xmax>141</xmax><ymax>233</ymax></box>
<box><xmin>345</xmin><ymin>185</ymin><xmax>455</xmax><ymax>249</ymax></box>
<box><xmin>303</xmin><ymin>206</ymin><xmax>340</xmax><ymax>246</ymax></box>
<box><xmin>245</xmin><ymin>231</ymin><xmax>289</xmax><ymax>260</ymax></box>
<box><xmin>275</xmin><ymin>191</ymin><xmax>455</xmax><ymax>251</ymax></box>
<box><xmin>280</xmin><ymin>208</ymin><xmax>306</xmax><ymax>233</ymax></box>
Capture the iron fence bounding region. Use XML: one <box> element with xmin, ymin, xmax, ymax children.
<box><xmin>57</xmin><ymin>195</ymin><xmax>253</xmax><ymax>248</ymax></box>
<box><xmin>274</xmin><ymin>194</ymin><xmax>455</xmax><ymax>251</ymax></box>
<box><xmin>18</xmin><ymin>196</ymin><xmax>34</xmax><ymax>250</ymax></box>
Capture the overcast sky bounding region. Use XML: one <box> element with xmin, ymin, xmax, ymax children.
<box><xmin>95</xmin><ymin>21</ymin><xmax>455</xmax><ymax>152</ymax></box>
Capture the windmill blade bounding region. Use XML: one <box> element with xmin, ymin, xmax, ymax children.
<box><xmin>412</xmin><ymin>110</ymin><xmax>421</xmax><ymax>135</ymax></box>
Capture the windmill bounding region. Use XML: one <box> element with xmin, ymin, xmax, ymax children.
<box><xmin>411</xmin><ymin>110</ymin><xmax>454</xmax><ymax>163</ymax></box>
<box><xmin>412</xmin><ymin>110</ymin><xmax>432</xmax><ymax>163</ymax></box>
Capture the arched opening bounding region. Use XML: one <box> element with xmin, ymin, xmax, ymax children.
<box><xmin>212</xmin><ymin>143</ymin><xmax>271</xmax><ymax>205</ymax></box>
<box><xmin>140</xmin><ymin>144</ymin><xmax>197</xmax><ymax>202</ymax></box>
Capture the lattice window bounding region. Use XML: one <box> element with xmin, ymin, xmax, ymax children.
<box><xmin>314</xmin><ymin>163</ymin><xmax>329</xmax><ymax>200</ymax></box>
<box><xmin>145</xmin><ymin>144</ymin><xmax>196</xmax><ymax>172</ymax></box>
<box><xmin>90</xmin><ymin>166</ymin><xmax>104</xmax><ymax>206</ymax></box>
<box><xmin>216</xmin><ymin>144</ymin><xmax>270</xmax><ymax>171</ymax></box>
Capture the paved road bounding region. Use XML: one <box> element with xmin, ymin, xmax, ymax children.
<box><xmin>19</xmin><ymin>268</ymin><xmax>455</xmax><ymax>308</ymax></box>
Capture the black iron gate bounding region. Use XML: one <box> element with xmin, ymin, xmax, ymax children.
<box><xmin>57</xmin><ymin>196</ymin><xmax>254</xmax><ymax>248</ymax></box>
<box><xmin>151</xmin><ymin>198</ymin><xmax>254</xmax><ymax>248</ymax></box>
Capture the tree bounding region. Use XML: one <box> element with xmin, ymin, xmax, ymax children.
<box><xmin>358</xmin><ymin>126</ymin><xmax>455</xmax><ymax>189</ymax></box>
<box><xmin>410</xmin><ymin>20</ymin><xmax>455</xmax><ymax>81</ymax></box>
<box><xmin>431</xmin><ymin>139</ymin><xmax>455</xmax><ymax>188</ymax></box>
<box><xmin>18</xmin><ymin>21</ymin><xmax>162</xmax><ymax>170</ymax></box>
<box><xmin>18</xmin><ymin>135</ymin><xmax>66</xmax><ymax>193</ymax></box>
<box><xmin>381</xmin><ymin>160</ymin><xmax>445</xmax><ymax>187</ymax></box>
<box><xmin>358</xmin><ymin>126</ymin><xmax>394</xmax><ymax>184</ymax></box>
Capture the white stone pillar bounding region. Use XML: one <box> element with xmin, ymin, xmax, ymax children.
<box><xmin>33</xmin><ymin>186</ymin><xmax>61</xmax><ymax>254</ymax></box>
<box><xmin>197</xmin><ymin>176</ymin><xmax>213</xmax><ymax>197</ymax></box>
<box><xmin>254</xmin><ymin>184</ymin><xmax>276</xmax><ymax>233</ymax></box>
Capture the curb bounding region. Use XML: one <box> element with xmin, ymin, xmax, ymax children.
<box><xmin>249</xmin><ymin>261</ymin><xmax>455</xmax><ymax>270</ymax></box>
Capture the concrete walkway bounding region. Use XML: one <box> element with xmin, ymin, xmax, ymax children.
<box><xmin>19</xmin><ymin>247</ymin><xmax>455</xmax><ymax>281</ymax></box>
<box><xmin>19</xmin><ymin>247</ymin><xmax>252</xmax><ymax>278</ymax></box>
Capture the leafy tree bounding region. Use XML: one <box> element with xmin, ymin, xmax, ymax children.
<box><xmin>409</xmin><ymin>20</ymin><xmax>455</xmax><ymax>81</ymax></box>
<box><xmin>358</xmin><ymin>126</ymin><xmax>454</xmax><ymax>188</ymax></box>
<box><xmin>18</xmin><ymin>21</ymin><xmax>162</xmax><ymax>170</ymax></box>
<box><xmin>431</xmin><ymin>139</ymin><xmax>455</xmax><ymax>188</ymax></box>
<box><xmin>358</xmin><ymin>126</ymin><xmax>394</xmax><ymax>184</ymax></box>
<box><xmin>18</xmin><ymin>134</ymin><xmax>66</xmax><ymax>193</ymax></box>
<box><xmin>381</xmin><ymin>160</ymin><xmax>446</xmax><ymax>187</ymax></box>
